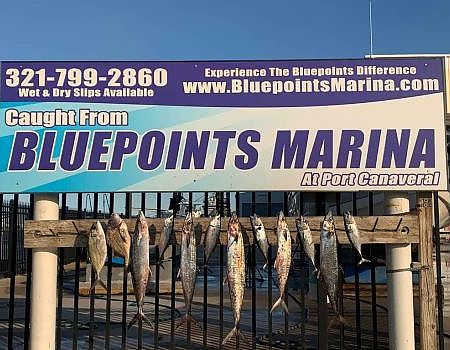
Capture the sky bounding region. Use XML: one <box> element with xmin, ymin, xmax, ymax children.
<box><xmin>1</xmin><ymin>0</ymin><xmax>449</xmax><ymax>213</ymax></box>
<box><xmin>0</xmin><ymin>0</ymin><xmax>449</xmax><ymax>61</ymax></box>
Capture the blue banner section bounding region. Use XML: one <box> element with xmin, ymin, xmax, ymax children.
<box><xmin>1</xmin><ymin>59</ymin><xmax>444</xmax><ymax>107</ymax></box>
<box><xmin>0</xmin><ymin>58</ymin><xmax>447</xmax><ymax>193</ymax></box>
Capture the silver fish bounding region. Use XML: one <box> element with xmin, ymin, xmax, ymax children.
<box><xmin>204</xmin><ymin>213</ymin><xmax>221</xmax><ymax>266</ymax></box>
<box><xmin>320</xmin><ymin>211</ymin><xmax>345</xmax><ymax>327</ymax></box>
<box><xmin>222</xmin><ymin>213</ymin><xmax>249</xmax><ymax>346</ymax></box>
<box><xmin>158</xmin><ymin>215</ymin><xmax>173</xmax><ymax>263</ymax></box>
<box><xmin>176</xmin><ymin>212</ymin><xmax>201</xmax><ymax>330</ymax></box>
<box><xmin>343</xmin><ymin>211</ymin><xmax>370</xmax><ymax>266</ymax></box>
<box><xmin>249</xmin><ymin>214</ymin><xmax>269</xmax><ymax>269</ymax></box>
<box><xmin>88</xmin><ymin>221</ymin><xmax>108</xmax><ymax>292</ymax></box>
<box><xmin>295</xmin><ymin>216</ymin><xmax>318</xmax><ymax>274</ymax></box>
<box><xmin>106</xmin><ymin>213</ymin><xmax>131</xmax><ymax>268</ymax></box>
<box><xmin>271</xmin><ymin>211</ymin><xmax>291</xmax><ymax>315</ymax></box>
<box><xmin>128</xmin><ymin>211</ymin><xmax>154</xmax><ymax>329</ymax></box>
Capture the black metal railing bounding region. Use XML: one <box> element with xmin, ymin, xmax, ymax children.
<box><xmin>0</xmin><ymin>191</ymin><xmax>448</xmax><ymax>349</ymax></box>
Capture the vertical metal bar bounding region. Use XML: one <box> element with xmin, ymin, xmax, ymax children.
<box><xmin>335</xmin><ymin>193</ymin><xmax>345</xmax><ymax>350</ymax></box>
<box><xmin>157</xmin><ymin>192</ymin><xmax>162</xmax><ymax>218</ymax></box>
<box><xmin>154</xmin><ymin>247</ymin><xmax>160</xmax><ymax>350</ymax></box>
<box><xmin>353</xmin><ymin>193</ymin><xmax>362</xmax><ymax>350</ymax></box>
<box><xmin>284</xmin><ymin>289</ymin><xmax>289</xmax><ymax>350</ymax></box>
<box><xmin>317</xmin><ymin>272</ymin><xmax>328</xmax><ymax>350</ymax></box>
<box><xmin>434</xmin><ymin>193</ymin><xmax>444</xmax><ymax>350</ymax></box>
<box><xmin>72</xmin><ymin>248</ymin><xmax>81</xmax><ymax>350</ymax></box>
<box><xmin>203</xmin><ymin>245</ymin><xmax>208</xmax><ymax>348</ymax></box>
<box><xmin>268</xmin><ymin>245</ymin><xmax>273</xmax><ymax>350</ymax></box>
<box><xmin>24</xmin><ymin>248</ymin><xmax>32</xmax><ymax>350</ymax></box>
<box><xmin>24</xmin><ymin>195</ymin><xmax>34</xmax><ymax>350</ymax></box>
<box><xmin>299</xmin><ymin>240</ymin><xmax>306</xmax><ymax>350</ymax></box>
<box><xmin>251</xmin><ymin>192</ymin><xmax>256</xmax><ymax>215</ymax></box>
<box><xmin>170</xmin><ymin>242</ymin><xmax>176</xmax><ymax>349</ymax></box>
<box><xmin>125</xmin><ymin>192</ymin><xmax>132</xmax><ymax>218</ymax></box>
<box><xmin>368</xmin><ymin>191</ymin><xmax>378</xmax><ymax>349</ymax></box>
<box><xmin>8</xmin><ymin>194</ymin><xmax>19</xmax><ymax>350</ymax></box>
<box><xmin>219</xmin><ymin>244</ymin><xmax>224</xmax><ymax>348</ymax></box>
<box><xmin>251</xmin><ymin>243</ymin><xmax>256</xmax><ymax>350</ymax></box>
<box><xmin>121</xmin><ymin>199</ymin><xmax>129</xmax><ymax>350</ymax></box>
<box><xmin>188</xmin><ymin>192</ymin><xmax>193</xmax><ymax>213</ymax></box>
<box><xmin>235</xmin><ymin>192</ymin><xmax>240</xmax><ymax>216</ymax></box>
<box><xmin>105</xmin><ymin>193</ymin><xmax>114</xmax><ymax>350</ymax></box>
<box><xmin>204</xmin><ymin>192</ymin><xmax>209</xmax><ymax>217</ymax></box>
<box><xmin>88</xmin><ymin>264</ymin><xmax>96</xmax><ymax>350</ymax></box>
<box><xmin>56</xmin><ymin>248</ymin><xmax>65</xmax><ymax>350</ymax></box>
<box><xmin>73</xmin><ymin>194</ymin><xmax>82</xmax><ymax>350</ymax></box>
<box><xmin>56</xmin><ymin>194</ymin><xmax>67</xmax><ymax>350</ymax></box>
<box><xmin>141</xmin><ymin>192</ymin><xmax>146</xmax><ymax>212</ymax></box>
<box><xmin>283</xmin><ymin>192</ymin><xmax>288</xmax><ymax>214</ymax></box>
<box><xmin>89</xmin><ymin>194</ymin><xmax>99</xmax><ymax>350</ymax></box>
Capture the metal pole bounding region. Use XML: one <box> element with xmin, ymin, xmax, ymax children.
<box><xmin>384</xmin><ymin>192</ymin><xmax>415</xmax><ymax>350</ymax></box>
<box><xmin>30</xmin><ymin>193</ymin><xmax>59</xmax><ymax>349</ymax></box>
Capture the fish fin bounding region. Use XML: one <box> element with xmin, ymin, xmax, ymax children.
<box><xmin>327</xmin><ymin>314</ymin><xmax>347</xmax><ymax>330</ymax></box>
<box><xmin>316</xmin><ymin>269</ymin><xmax>321</xmax><ymax>279</ymax></box>
<box><xmin>221</xmin><ymin>327</ymin><xmax>237</xmax><ymax>346</ymax></box>
<box><xmin>223</xmin><ymin>275</ymin><xmax>228</xmax><ymax>285</ymax></box>
<box><xmin>128</xmin><ymin>311</ymin><xmax>154</xmax><ymax>330</ymax></box>
<box><xmin>177</xmin><ymin>269</ymin><xmax>181</xmax><ymax>279</ymax></box>
<box><xmin>147</xmin><ymin>265</ymin><xmax>152</xmax><ymax>277</ymax></box>
<box><xmin>273</xmin><ymin>256</ymin><xmax>279</xmax><ymax>269</ymax></box>
<box><xmin>270</xmin><ymin>297</ymin><xmax>289</xmax><ymax>315</ymax></box>
<box><xmin>263</xmin><ymin>262</ymin><xmax>268</xmax><ymax>270</ymax></box>
<box><xmin>358</xmin><ymin>257</ymin><xmax>371</xmax><ymax>266</ymax></box>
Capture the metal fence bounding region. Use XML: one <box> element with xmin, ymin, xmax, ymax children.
<box><xmin>0</xmin><ymin>191</ymin><xmax>447</xmax><ymax>349</ymax></box>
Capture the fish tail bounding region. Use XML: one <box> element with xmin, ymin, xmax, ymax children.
<box><xmin>127</xmin><ymin>310</ymin><xmax>154</xmax><ymax>330</ymax></box>
<box><xmin>222</xmin><ymin>327</ymin><xmax>237</xmax><ymax>346</ymax></box>
<box><xmin>89</xmin><ymin>275</ymin><xmax>108</xmax><ymax>293</ymax></box>
<box><xmin>358</xmin><ymin>257</ymin><xmax>371</xmax><ymax>266</ymax></box>
<box><xmin>175</xmin><ymin>314</ymin><xmax>202</xmax><ymax>331</ymax></box>
<box><xmin>270</xmin><ymin>296</ymin><xmax>289</xmax><ymax>315</ymax></box>
<box><xmin>327</xmin><ymin>314</ymin><xmax>347</xmax><ymax>330</ymax></box>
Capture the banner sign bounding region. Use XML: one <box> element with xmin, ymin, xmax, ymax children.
<box><xmin>0</xmin><ymin>58</ymin><xmax>447</xmax><ymax>192</ymax></box>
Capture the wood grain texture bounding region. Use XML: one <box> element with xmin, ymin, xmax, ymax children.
<box><xmin>25</xmin><ymin>214</ymin><xmax>419</xmax><ymax>248</ymax></box>
<box><xmin>417</xmin><ymin>192</ymin><xmax>437</xmax><ymax>350</ymax></box>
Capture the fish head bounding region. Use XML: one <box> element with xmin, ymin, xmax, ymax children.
<box><xmin>277</xmin><ymin>210</ymin><xmax>288</xmax><ymax>232</ymax></box>
<box><xmin>108</xmin><ymin>212</ymin><xmax>122</xmax><ymax>228</ymax></box>
<box><xmin>182</xmin><ymin>212</ymin><xmax>193</xmax><ymax>239</ymax></box>
<box><xmin>228</xmin><ymin>213</ymin><xmax>240</xmax><ymax>242</ymax></box>
<box><xmin>164</xmin><ymin>214</ymin><xmax>174</xmax><ymax>227</ymax></box>
<box><xmin>95</xmin><ymin>221</ymin><xmax>105</xmax><ymax>238</ymax></box>
<box><xmin>321</xmin><ymin>213</ymin><xmax>336</xmax><ymax>237</ymax></box>
<box><xmin>89</xmin><ymin>222</ymin><xmax>99</xmax><ymax>238</ymax></box>
<box><xmin>343</xmin><ymin>211</ymin><xmax>355</xmax><ymax>224</ymax></box>
<box><xmin>211</xmin><ymin>213</ymin><xmax>221</xmax><ymax>226</ymax></box>
<box><xmin>137</xmin><ymin>210</ymin><xmax>148</xmax><ymax>228</ymax></box>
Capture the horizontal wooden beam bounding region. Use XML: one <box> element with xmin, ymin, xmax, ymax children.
<box><xmin>24</xmin><ymin>214</ymin><xmax>419</xmax><ymax>248</ymax></box>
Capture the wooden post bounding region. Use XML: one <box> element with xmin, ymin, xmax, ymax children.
<box><xmin>417</xmin><ymin>192</ymin><xmax>437</xmax><ymax>350</ymax></box>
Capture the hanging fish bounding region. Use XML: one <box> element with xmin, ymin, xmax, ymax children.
<box><xmin>128</xmin><ymin>211</ymin><xmax>154</xmax><ymax>329</ymax></box>
<box><xmin>176</xmin><ymin>212</ymin><xmax>201</xmax><ymax>330</ymax></box>
<box><xmin>271</xmin><ymin>211</ymin><xmax>292</xmax><ymax>315</ymax></box>
<box><xmin>88</xmin><ymin>221</ymin><xmax>108</xmax><ymax>292</ymax></box>
<box><xmin>249</xmin><ymin>213</ymin><xmax>269</xmax><ymax>269</ymax></box>
<box><xmin>222</xmin><ymin>213</ymin><xmax>249</xmax><ymax>346</ymax></box>
<box><xmin>105</xmin><ymin>213</ymin><xmax>131</xmax><ymax>268</ymax></box>
<box><xmin>320</xmin><ymin>211</ymin><xmax>345</xmax><ymax>328</ymax></box>
<box><xmin>343</xmin><ymin>211</ymin><xmax>371</xmax><ymax>266</ymax></box>
<box><xmin>158</xmin><ymin>215</ymin><xmax>173</xmax><ymax>264</ymax></box>
<box><xmin>295</xmin><ymin>215</ymin><xmax>318</xmax><ymax>274</ymax></box>
<box><xmin>204</xmin><ymin>213</ymin><xmax>221</xmax><ymax>266</ymax></box>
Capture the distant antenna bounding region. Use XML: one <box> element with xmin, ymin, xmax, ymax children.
<box><xmin>369</xmin><ymin>0</ymin><xmax>374</xmax><ymax>57</ymax></box>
